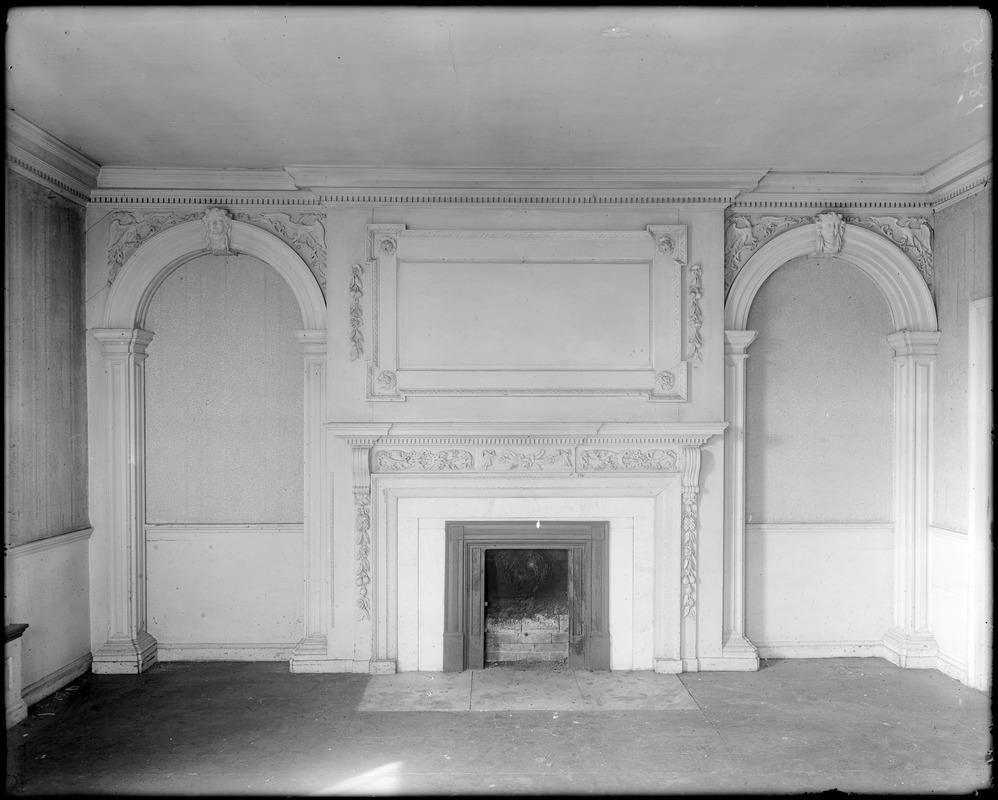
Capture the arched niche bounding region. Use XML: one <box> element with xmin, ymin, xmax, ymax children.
<box><xmin>104</xmin><ymin>219</ymin><xmax>326</xmax><ymax>330</ymax></box>
<box><xmin>722</xmin><ymin>220</ymin><xmax>939</xmax><ymax>672</ymax></box>
<box><xmin>92</xmin><ymin>216</ymin><xmax>328</xmax><ymax>674</ymax></box>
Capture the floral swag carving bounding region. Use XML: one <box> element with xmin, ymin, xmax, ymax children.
<box><xmin>349</xmin><ymin>263</ymin><xmax>364</xmax><ymax>361</ymax></box>
<box><xmin>354</xmin><ymin>490</ymin><xmax>372</xmax><ymax>621</ymax></box>
<box><xmin>480</xmin><ymin>449</ymin><xmax>573</xmax><ymax>470</ymax></box>
<box><xmin>105</xmin><ymin>208</ymin><xmax>328</xmax><ymax>291</ymax></box>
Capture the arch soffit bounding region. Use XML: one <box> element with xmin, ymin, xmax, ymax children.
<box><xmin>102</xmin><ymin>219</ymin><xmax>326</xmax><ymax>330</ymax></box>
<box><xmin>724</xmin><ymin>223</ymin><xmax>937</xmax><ymax>333</ymax></box>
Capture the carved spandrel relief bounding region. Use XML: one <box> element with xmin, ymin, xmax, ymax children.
<box><xmin>240</xmin><ymin>211</ymin><xmax>327</xmax><ymax>292</ymax></box>
<box><xmin>846</xmin><ymin>215</ymin><xmax>934</xmax><ymax>293</ymax></box>
<box><xmin>724</xmin><ymin>214</ymin><xmax>810</xmax><ymax>294</ymax></box>
<box><xmin>105</xmin><ymin>207</ymin><xmax>328</xmax><ymax>291</ymax></box>
<box><xmin>106</xmin><ymin>210</ymin><xmax>200</xmax><ymax>283</ymax></box>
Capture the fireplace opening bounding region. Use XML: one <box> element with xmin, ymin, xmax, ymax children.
<box><xmin>484</xmin><ymin>549</ymin><xmax>569</xmax><ymax>668</ymax></box>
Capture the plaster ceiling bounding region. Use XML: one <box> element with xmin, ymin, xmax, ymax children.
<box><xmin>5</xmin><ymin>6</ymin><xmax>992</xmax><ymax>176</ymax></box>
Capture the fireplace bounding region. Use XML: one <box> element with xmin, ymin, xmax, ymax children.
<box><xmin>443</xmin><ymin>522</ymin><xmax>611</xmax><ymax>671</ymax></box>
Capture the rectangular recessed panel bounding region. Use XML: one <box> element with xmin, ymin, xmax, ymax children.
<box><xmin>397</xmin><ymin>260</ymin><xmax>653</xmax><ymax>370</ymax></box>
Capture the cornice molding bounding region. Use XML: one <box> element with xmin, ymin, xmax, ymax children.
<box><xmin>6</xmin><ymin>110</ymin><xmax>100</xmax><ymax>205</ymax></box>
<box><xmin>732</xmin><ymin>172</ymin><xmax>933</xmax><ymax>214</ymax></box>
<box><xmin>286</xmin><ymin>165</ymin><xmax>768</xmax><ymax>191</ymax></box>
<box><xmin>923</xmin><ymin>137</ymin><xmax>992</xmax><ymax>211</ymax></box>
<box><xmin>96</xmin><ymin>166</ymin><xmax>302</xmax><ymax>191</ymax></box>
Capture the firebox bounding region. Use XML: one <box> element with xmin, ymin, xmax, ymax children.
<box><xmin>443</xmin><ymin>521</ymin><xmax>611</xmax><ymax>671</ymax></box>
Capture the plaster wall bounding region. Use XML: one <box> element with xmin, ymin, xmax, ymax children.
<box><xmin>930</xmin><ymin>186</ymin><xmax>991</xmax><ymax>534</ymax></box>
<box><xmin>7</xmin><ymin>530</ymin><xmax>92</xmax><ymax>703</ymax></box>
<box><xmin>139</xmin><ymin>254</ymin><xmax>305</xmax><ymax>652</ymax></box>
<box><xmin>927</xmin><ymin>186</ymin><xmax>992</xmax><ymax>683</ymax></box>
<box><xmin>744</xmin><ymin>256</ymin><xmax>895</xmax><ymax>651</ymax></box>
<box><xmin>5</xmin><ymin>168</ymin><xmax>91</xmax><ymax>705</ymax></box>
<box><xmin>4</xmin><ymin>169</ymin><xmax>89</xmax><ymax>547</ymax></box>
<box><xmin>144</xmin><ymin>253</ymin><xmax>303</xmax><ymax>523</ymax></box>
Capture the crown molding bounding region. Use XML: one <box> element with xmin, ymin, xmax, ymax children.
<box><xmin>923</xmin><ymin>137</ymin><xmax>992</xmax><ymax>211</ymax></box>
<box><xmin>286</xmin><ymin>165</ymin><xmax>765</xmax><ymax>206</ymax></box>
<box><xmin>731</xmin><ymin>171</ymin><xmax>933</xmax><ymax>214</ymax></box>
<box><xmin>5</xmin><ymin>110</ymin><xmax>100</xmax><ymax>204</ymax></box>
<box><xmin>96</xmin><ymin>166</ymin><xmax>302</xmax><ymax>191</ymax></box>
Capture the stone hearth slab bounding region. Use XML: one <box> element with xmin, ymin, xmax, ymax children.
<box><xmin>357</xmin><ymin>672</ymin><xmax>473</xmax><ymax>711</ymax></box>
<box><xmin>470</xmin><ymin>669</ymin><xmax>587</xmax><ymax>711</ymax></box>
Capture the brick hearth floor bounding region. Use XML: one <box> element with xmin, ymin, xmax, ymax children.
<box><xmin>6</xmin><ymin>658</ymin><xmax>991</xmax><ymax>795</ymax></box>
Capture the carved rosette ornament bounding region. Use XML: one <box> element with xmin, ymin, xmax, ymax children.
<box><xmin>349</xmin><ymin>264</ymin><xmax>364</xmax><ymax>361</ymax></box>
<box><xmin>687</xmin><ymin>263</ymin><xmax>704</xmax><ymax>365</ymax></box>
<box><xmin>378</xmin><ymin>236</ymin><xmax>397</xmax><ymax>256</ymax></box>
<box><xmin>814</xmin><ymin>211</ymin><xmax>845</xmax><ymax>255</ymax></box>
<box><xmin>655</xmin><ymin>371</ymin><xmax>676</xmax><ymax>391</ymax></box>
<box><xmin>377</xmin><ymin>371</ymin><xmax>397</xmax><ymax>391</ymax></box>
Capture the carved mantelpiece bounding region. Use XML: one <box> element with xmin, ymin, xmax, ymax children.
<box><xmin>331</xmin><ymin>422</ymin><xmax>725</xmax><ymax>671</ymax></box>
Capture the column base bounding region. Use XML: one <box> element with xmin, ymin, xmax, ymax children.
<box><xmin>719</xmin><ymin>632</ymin><xmax>761</xmax><ymax>671</ymax></box>
<box><xmin>882</xmin><ymin>626</ymin><xmax>939</xmax><ymax>668</ymax></box>
<box><xmin>92</xmin><ymin>631</ymin><xmax>158</xmax><ymax>675</ymax></box>
<box><xmin>369</xmin><ymin>660</ymin><xmax>397</xmax><ymax>675</ymax></box>
<box><xmin>289</xmin><ymin>635</ymin><xmax>328</xmax><ymax>673</ymax></box>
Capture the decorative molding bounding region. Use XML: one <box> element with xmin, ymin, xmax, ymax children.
<box><xmin>354</xmin><ymin>491</ymin><xmax>372</xmax><ymax>621</ymax></box>
<box><xmin>363</xmin><ymin>223</ymin><xmax>690</xmax><ymax>401</ymax></box>
<box><xmin>680</xmin><ymin>445</ymin><xmax>703</xmax><ymax>619</ymax></box>
<box><xmin>843</xmin><ymin>215</ymin><xmax>933</xmax><ymax>294</ymax></box>
<box><xmin>923</xmin><ymin>136</ymin><xmax>992</xmax><ymax>210</ymax></box>
<box><xmin>374</xmin><ymin>449</ymin><xmax>475</xmax><ymax>472</ymax></box>
<box><xmin>724</xmin><ymin>214</ymin><xmax>810</xmax><ymax>294</ymax></box>
<box><xmin>20</xmin><ymin>652</ymin><xmax>93</xmax><ymax>709</ymax></box>
<box><xmin>6</xmin><ymin>110</ymin><xmax>100</xmax><ymax>205</ymax></box>
<box><xmin>687</xmin><ymin>263</ymin><xmax>704</xmax><ymax>365</ymax></box>
<box><xmin>105</xmin><ymin>207</ymin><xmax>328</xmax><ymax>291</ymax></box>
<box><xmin>238</xmin><ymin>211</ymin><xmax>327</xmax><ymax>290</ymax></box>
<box><xmin>106</xmin><ymin>210</ymin><xmax>200</xmax><ymax>283</ymax></box>
<box><xmin>349</xmin><ymin>263</ymin><xmax>365</xmax><ymax>361</ymax></box>
<box><xmin>814</xmin><ymin>211</ymin><xmax>845</xmax><ymax>255</ymax></box>
<box><xmin>6</xmin><ymin>527</ymin><xmax>93</xmax><ymax>559</ymax></box>
<box><xmin>202</xmin><ymin>207</ymin><xmax>234</xmax><ymax>254</ymax></box>
<box><xmin>96</xmin><ymin>166</ymin><xmax>302</xmax><ymax>191</ymax></box>
<box><xmin>579</xmin><ymin>448</ymin><xmax>679</xmax><ymax>472</ymax></box>
<box><xmin>480</xmin><ymin>448</ymin><xmax>573</xmax><ymax>471</ymax></box>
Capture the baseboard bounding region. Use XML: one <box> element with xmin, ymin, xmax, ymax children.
<box><xmin>156</xmin><ymin>642</ymin><xmax>298</xmax><ymax>661</ymax></box>
<box><xmin>755</xmin><ymin>641</ymin><xmax>884</xmax><ymax>659</ymax></box>
<box><xmin>935</xmin><ymin>650</ymin><xmax>969</xmax><ymax>684</ymax></box>
<box><xmin>21</xmin><ymin>652</ymin><xmax>92</xmax><ymax>708</ymax></box>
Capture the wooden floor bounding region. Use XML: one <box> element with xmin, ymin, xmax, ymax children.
<box><xmin>6</xmin><ymin>657</ymin><xmax>991</xmax><ymax>795</ymax></box>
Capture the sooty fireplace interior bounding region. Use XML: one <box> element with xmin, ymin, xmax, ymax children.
<box><xmin>484</xmin><ymin>549</ymin><xmax>570</xmax><ymax>666</ymax></box>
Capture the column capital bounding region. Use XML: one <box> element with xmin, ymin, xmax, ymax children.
<box><xmin>295</xmin><ymin>328</ymin><xmax>327</xmax><ymax>355</ymax></box>
<box><xmin>724</xmin><ymin>330</ymin><xmax>759</xmax><ymax>356</ymax></box>
<box><xmin>887</xmin><ymin>330</ymin><xmax>941</xmax><ymax>359</ymax></box>
<box><xmin>92</xmin><ymin>327</ymin><xmax>154</xmax><ymax>356</ymax></box>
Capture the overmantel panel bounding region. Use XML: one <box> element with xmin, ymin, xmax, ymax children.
<box><xmin>363</xmin><ymin>224</ymin><xmax>691</xmax><ymax>401</ymax></box>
